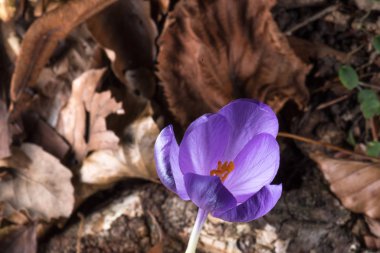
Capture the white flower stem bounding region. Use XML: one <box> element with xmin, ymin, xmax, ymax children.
<box><xmin>185</xmin><ymin>208</ymin><xmax>208</xmax><ymax>253</ymax></box>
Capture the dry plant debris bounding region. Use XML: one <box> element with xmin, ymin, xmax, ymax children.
<box><xmin>0</xmin><ymin>144</ymin><xmax>74</xmax><ymax>221</ymax></box>
<box><xmin>80</xmin><ymin>111</ymin><xmax>159</xmax><ymax>185</ymax></box>
<box><xmin>86</xmin><ymin>0</ymin><xmax>157</xmax><ymax>98</ymax></box>
<box><xmin>57</xmin><ymin>69</ymin><xmax>122</xmax><ymax>161</ymax></box>
<box><xmin>0</xmin><ymin>0</ymin><xmax>380</xmax><ymax>251</ymax></box>
<box><xmin>311</xmin><ymin>153</ymin><xmax>380</xmax><ymax>248</ymax></box>
<box><xmin>10</xmin><ymin>0</ymin><xmax>117</xmax><ymax>107</ymax></box>
<box><xmin>312</xmin><ymin>153</ymin><xmax>380</xmax><ymax>219</ymax></box>
<box><xmin>157</xmin><ymin>0</ymin><xmax>309</xmax><ymax>126</ymax></box>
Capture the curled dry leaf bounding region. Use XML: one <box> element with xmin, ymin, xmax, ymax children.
<box><xmin>311</xmin><ymin>153</ymin><xmax>380</xmax><ymax>219</ymax></box>
<box><xmin>10</xmin><ymin>0</ymin><xmax>117</xmax><ymax>103</ymax></box>
<box><xmin>57</xmin><ymin>69</ymin><xmax>122</xmax><ymax>161</ymax></box>
<box><xmin>0</xmin><ymin>143</ymin><xmax>74</xmax><ymax>221</ymax></box>
<box><xmin>86</xmin><ymin>0</ymin><xmax>157</xmax><ymax>98</ymax></box>
<box><xmin>0</xmin><ymin>224</ymin><xmax>37</xmax><ymax>253</ymax></box>
<box><xmin>0</xmin><ymin>100</ymin><xmax>11</xmax><ymax>159</ymax></box>
<box><xmin>157</xmin><ymin>0</ymin><xmax>309</xmax><ymax>126</ymax></box>
<box><xmin>81</xmin><ymin>110</ymin><xmax>159</xmax><ymax>185</ymax></box>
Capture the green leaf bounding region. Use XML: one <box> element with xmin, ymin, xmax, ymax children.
<box><xmin>373</xmin><ymin>35</ymin><xmax>380</xmax><ymax>54</ymax></box>
<box><xmin>358</xmin><ymin>89</ymin><xmax>380</xmax><ymax>119</ymax></box>
<box><xmin>338</xmin><ymin>65</ymin><xmax>359</xmax><ymax>90</ymax></box>
<box><xmin>367</xmin><ymin>141</ymin><xmax>380</xmax><ymax>157</ymax></box>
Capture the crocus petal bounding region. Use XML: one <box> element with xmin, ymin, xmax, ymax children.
<box><xmin>183</xmin><ymin>113</ymin><xmax>212</xmax><ymax>138</ymax></box>
<box><xmin>213</xmin><ymin>184</ymin><xmax>282</xmax><ymax>222</ymax></box>
<box><xmin>184</xmin><ymin>173</ymin><xmax>237</xmax><ymax>213</ymax></box>
<box><xmin>179</xmin><ymin>114</ymin><xmax>230</xmax><ymax>175</ymax></box>
<box><xmin>224</xmin><ymin>133</ymin><xmax>279</xmax><ymax>203</ymax></box>
<box><xmin>218</xmin><ymin>99</ymin><xmax>278</xmax><ymax>160</ymax></box>
<box><xmin>154</xmin><ymin>125</ymin><xmax>189</xmax><ymax>200</ymax></box>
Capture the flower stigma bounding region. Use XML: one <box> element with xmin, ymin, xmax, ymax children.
<box><xmin>210</xmin><ymin>161</ymin><xmax>235</xmax><ymax>182</ymax></box>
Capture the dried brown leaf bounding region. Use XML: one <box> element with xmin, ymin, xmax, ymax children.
<box><xmin>57</xmin><ymin>69</ymin><xmax>122</xmax><ymax>161</ymax></box>
<box><xmin>22</xmin><ymin>113</ymin><xmax>70</xmax><ymax>160</ymax></box>
<box><xmin>0</xmin><ymin>143</ymin><xmax>74</xmax><ymax>221</ymax></box>
<box><xmin>80</xmin><ymin>111</ymin><xmax>159</xmax><ymax>185</ymax></box>
<box><xmin>157</xmin><ymin>0</ymin><xmax>309</xmax><ymax>126</ymax></box>
<box><xmin>0</xmin><ymin>100</ymin><xmax>11</xmax><ymax>159</ymax></box>
<box><xmin>0</xmin><ymin>224</ymin><xmax>37</xmax><ymax>253</ymax></box>
<box><xmin>86</xmin><ymin>0</ymin><xmax>157</xmax><ymax>98</ymax></box>
<box><xmin>10</xmin><ymin>0</ymin><xmax>117</xmax><ymax>103</ymax></box>
<box><xmin>312</xmin><ymin>154</ymin><xmax>380</xmax><ymax>219</ymax></box>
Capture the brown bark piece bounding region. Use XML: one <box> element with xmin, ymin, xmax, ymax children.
<box><xmin>157</xmin><ymin>0</ymin><xmax>310</xmax><ymax>126</ymax></box>
<box><xmin>41</xmin><ymin>169</ymin><xmax>356</xmax><ymax>253</ymax></box>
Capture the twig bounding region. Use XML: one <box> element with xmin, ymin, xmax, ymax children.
<box><xmin>316</xmin><ymin>94</ymin><xmax>351</xmax><ymax>110</ymax></box>
<box><xmin>360</xmin><ymin>82</ymin><xmax>380</xmax><ymax>92</ymax></box>
<box><xmin>370</xmin><ymin>118</ymin><xmax>378</xmax><ymax>141</ymax></box>
<box><xmin>277</xmin><ymin>132</ymin><xmax>380</xmax><ymax>162</ymax></box>
<box><xmin>285</xmin><ymin>5</ymin><xmax>339</xmax><ymax>35</ymax></box>
<box><xmin>344</xmin><ymin>44</ymin><xmax>365</xmax><ymax>63</ymax></box>
<box><xmin>76</xmin><ymin>213</ymin><xmax>85</xmax><ymax>253</ymax></box>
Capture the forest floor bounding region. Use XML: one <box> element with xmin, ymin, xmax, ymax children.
<box><xmin>1</xmin><ymin>0</ymin><xmax>380</xmax><ymax>252</ymax></box>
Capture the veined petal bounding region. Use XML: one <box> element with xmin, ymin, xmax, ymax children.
<box><xmin>184</xmin><ymin>173</ymin><xmax>237</xmax><ymax>213</ymax></box>
<box><xmin>213</xmin><ymin>184</ymin><xmax>282</xmax><ymax>222</ymax></box>
<box><xmin>179</xmin><ymin>114</ymin><xmax>230</xmax><ymax>175</ymax></box>
<box><xmin>154</xmin><ymin>125</ymin><xmax>189</xmax><ymax>200</ymax></box>
<box><xmin>224</xmin><ymin>133</ymin><xmax>279</xmax><ymax>203</ymax></box>
<box><xmin>184</xmin><ymin>113</ymin><xmax>212</xmax><ymax>138</ymax></box>
<box><xmin>218</xmin><ymin>99</ymin><xmax>278</xmax><ymax>161</ymax></box>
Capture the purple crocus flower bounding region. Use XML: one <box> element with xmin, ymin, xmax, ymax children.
<box><xmin>155</xmin><ymin>99</ymin><xmax>282</xmax><ymax>252</ymax></box>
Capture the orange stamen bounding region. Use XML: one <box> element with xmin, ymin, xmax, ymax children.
<box><xmin>210</xmin><ymin>161</ymin><xmax>235</xmax><ymax>182</ymax></box>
